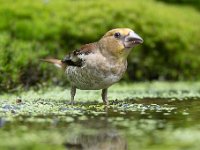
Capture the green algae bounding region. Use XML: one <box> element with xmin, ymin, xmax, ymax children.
<box><xmin>0</xmin><ymin>82</ymin><xmax>200</xmax><ymax>150</ymax></box>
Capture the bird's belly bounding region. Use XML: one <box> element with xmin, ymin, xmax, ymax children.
<box><xmin>66</xmin><ymin>66</ymin><xmax>124</xmax><ymax>90</ymax></box>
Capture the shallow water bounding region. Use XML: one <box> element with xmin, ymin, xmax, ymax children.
<box><xmin>0</xmin><ymin>97</ymin><xmax>200</xmax><ymax>150</ymax></box>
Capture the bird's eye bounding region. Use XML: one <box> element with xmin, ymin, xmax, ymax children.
<box><xmin>114</xmin><ymin>32</ymin><xmax>121</xmax><ymax>38</ymax></box>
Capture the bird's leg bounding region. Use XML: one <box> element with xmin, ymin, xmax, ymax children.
<box><xmin>70</xmin><ymin>86</ymin><xmax>76</xmax><ymax>105</ymax></box>
<box><xmin>102</xmin><ymin>88</ymin><xmax>109</xmax><ymax>105</ymax></box>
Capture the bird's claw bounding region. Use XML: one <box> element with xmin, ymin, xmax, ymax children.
<box><xmin>66</xmin><ymin>101</ymin><xmax>75</xmax><ymax>106</ymax></box>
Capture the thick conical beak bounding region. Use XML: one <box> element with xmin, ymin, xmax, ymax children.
<box><xmin>124</xmin><ymin>32</ymin><xmax>143</xmax><ymax>48</ymax></box>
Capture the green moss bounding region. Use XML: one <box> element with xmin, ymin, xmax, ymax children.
<box><xmin>0</xmin><ymin>0</ymin><xmax>200</xmax><ymax>90</ymax></box>
<box><xmin>1</xmin><ymin>82</ymin><xmax>200</xmax><ymax>149</ymax></box>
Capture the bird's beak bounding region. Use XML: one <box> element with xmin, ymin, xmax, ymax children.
<box><xmin>124</xmin><ymin>31</ymin><xmax>143</xmax><ymax>49</ymax></box>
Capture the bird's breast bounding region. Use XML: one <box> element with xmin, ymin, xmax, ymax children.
<box><xmin>66</xmin><ymin>54</ymin><xmax>127</xmax><ymax>90</ymax></box>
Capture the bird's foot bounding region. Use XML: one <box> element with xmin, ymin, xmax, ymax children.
<box><xmin>103</xmin><ymin>101</ymin><xmax>109</xmax><ymax>106</ymax></box>
<box><xmin>66</xmin><ymin>101</ymin><xmax>76</xmax><ymax>106</ymax></box>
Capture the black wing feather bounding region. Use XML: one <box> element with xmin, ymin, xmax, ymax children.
<box><xmin>61</xmin><ymin>49</ymin><xmax>89</xmax><ymax>67</ymax></box>
<box><xmin>61</xmin><ymin>43</ymin><xmax>96</xmax><ymax>67</ymax></box>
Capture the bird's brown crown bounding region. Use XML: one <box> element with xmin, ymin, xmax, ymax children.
<box><xmin>103</xmin><ymin>28</ymin><xmax>133</xmax><ymax>38</ymax></box>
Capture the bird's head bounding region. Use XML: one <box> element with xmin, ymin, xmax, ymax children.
<box><xmin>99</xmin><ymin>28</ymin><xmax>143</xmax><ymax>59</ymax></box>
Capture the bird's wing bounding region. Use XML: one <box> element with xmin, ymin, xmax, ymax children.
<box><xmin>41</xmin><ymin>43</ymin><xmax>97</xmax><ymax>69</ymax></box>
<box><xmin>62</xmin><ymin>43</ymin><xmax>97</xmax><ymax>67</ymax></box>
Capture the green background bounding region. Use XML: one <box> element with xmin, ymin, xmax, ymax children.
<box><xmin>0</xmin><ymin>0</ymin><xmax>200</xmax><ymax>91</ymax></box>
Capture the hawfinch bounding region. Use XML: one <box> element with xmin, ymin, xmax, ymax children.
<box><xmin>42</xmin><ymin>28</ymin><xmax>143</xmax><ymax>105</ymax></box>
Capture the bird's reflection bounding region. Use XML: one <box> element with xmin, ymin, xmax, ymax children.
<box><xmin>0</xmin><ymin>118</ymin><xmax>6</xmax><ymax>128</ymax></box>
<box><xmin>64</xmin><ymin>128</ymin><xmax>127</xmax><ymax>150</ymax></box>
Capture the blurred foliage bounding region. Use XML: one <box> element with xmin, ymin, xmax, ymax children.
<box><xmin>0</xmin><ymin>0</ymin><xmax>200</xmax><ymax>90</ymax></box>
<box><xmin>157</xmin><ymin>0</ymin><xmax>200</xmax><ymax>10</ymax></box>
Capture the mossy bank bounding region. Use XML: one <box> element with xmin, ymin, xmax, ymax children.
<box><xmin>0</xmin><ymin>82</ymin><xmax>200</xmax><ymax>150</ymax></box>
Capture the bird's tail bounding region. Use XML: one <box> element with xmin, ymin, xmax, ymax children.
<box><xmin>40</xmin><ymin>58</ymin><xmax>66</xmax><ymax>69</ymax></box>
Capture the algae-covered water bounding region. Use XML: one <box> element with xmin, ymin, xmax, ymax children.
<box><xmin>0</xmin><ymin>82</ymin><xmax>200</xmax><ymax>150</ymax></box>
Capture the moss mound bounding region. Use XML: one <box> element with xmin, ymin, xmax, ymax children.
<box><xmin>0</xmin><ymin>0</ymin><xmax>200</xmax><ymax>90</ymax></box>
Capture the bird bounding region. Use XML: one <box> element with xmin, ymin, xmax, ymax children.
<box><xmin>42</xmin><ymin>28</ymin><xmax>143</xmax><ymax>105</ymax></box>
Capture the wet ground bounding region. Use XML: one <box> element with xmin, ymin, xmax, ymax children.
<box><xmin>0</xmin><ymin>82</ymin><xmax>200</xmax><ymax>150</ymax></box>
